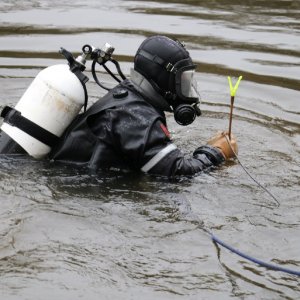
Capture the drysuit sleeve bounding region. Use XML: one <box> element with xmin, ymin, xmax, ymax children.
<box><xmin>113</xmin><ymin>115</ymin><xmax>225</xmax><ymax>177</ymax></box>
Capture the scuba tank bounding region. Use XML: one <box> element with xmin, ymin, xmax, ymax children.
<box><xmin>0</xmin><ymin>48</ymin><xmax>89</xmax><ymax>159</ymax></box>
<box><xmin>0</xmin><ymin>43</ymin><xmax>126</xmax><ymax>159</ymax></box>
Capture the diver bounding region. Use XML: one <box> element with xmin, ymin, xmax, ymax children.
<box><xmin>0</xmin><ymin>35</ymin><xmax>237</xmax><ymax>177</ymax></box>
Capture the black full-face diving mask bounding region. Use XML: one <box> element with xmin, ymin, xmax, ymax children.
<box><xmin>171</xmin><ymin>58</ymin><xmax>201</xmax><ymax>125</ymax></box>
<box><xmin>134</xmin><ymin>35</ymin><xmax>202</xmax><ymax>126</ymax></box>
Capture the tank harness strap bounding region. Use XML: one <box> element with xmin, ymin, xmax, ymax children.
<box><xmin>1</xmin><ymin>106</ymin><xmax>60</xmax><ymax>147</ymax></box>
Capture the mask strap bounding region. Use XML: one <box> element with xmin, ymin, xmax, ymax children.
<box><xmin>138</xmin><ymin>50</ymin><xmax>177</xmax><ymax>73</ymax></box>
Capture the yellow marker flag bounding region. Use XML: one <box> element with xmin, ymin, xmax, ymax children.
<box><xmin>228</xmin><ymin>76</ymin><xmax>243</xmax><ymax>97</ymax></box>
<box><xmin>227</xmin><ymin>76</ymin><xmax>242</xmax><ymax>140</ymax></box>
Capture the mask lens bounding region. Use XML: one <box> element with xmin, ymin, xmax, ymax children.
<box><xmin>180</xmin><ymin>70</ymin><xmax>199</xmax><ymax>99</ymax></box>
<box><xmin>180</xmin><ymin>70</ymin><xmax>193</xmax><ymax>97</ymax></box>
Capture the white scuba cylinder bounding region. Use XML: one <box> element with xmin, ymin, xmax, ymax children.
<box><xmin>0</xmin><ymin>64</ymin><xmax>85</xmax><ymax>159</ymax></box>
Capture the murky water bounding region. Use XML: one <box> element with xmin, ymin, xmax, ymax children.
<box><xmin>0</xmin><ymin>1</ymin><xmax>300</xmax><ymax>299</ymax></box>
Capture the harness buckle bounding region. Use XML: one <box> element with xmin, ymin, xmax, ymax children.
<box><xmin>166</xmin><ymin>63</ymin><xmax>177</xmax><ymax>73</ymax></box>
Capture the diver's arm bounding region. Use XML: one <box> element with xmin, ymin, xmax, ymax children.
<box><xmin>138</xmin><ymin>120</ymin><xmax>225</xmax><ymax>177</ymax></box>
<box><xmin>142</xmin><ymin>143</ymin><xmax>224</xmax><ymax>177</ymax></box>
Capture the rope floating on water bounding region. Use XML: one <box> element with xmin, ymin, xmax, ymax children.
<box><xmin>210</xmin><ymin>233</ymin><xmax>300</xmax><ymax>276</ymax></box>
<box><xmin>204</xmin><ymin>136</ymin><xmax>299</xmax><ymax>276</ymax></box>
<box><xmin>224</xmin><ymin>134</ymin><xmax>280</xmax><ymax>208</ymax></box>
<box><xmin>210</xmin><ymin>136</ymin><xmax>300</xmax><ymax>276</ymax></box>
<box><xmin>194</xmin><ymin>76</ymin><xmax>300</xmax><ymax>277</ymax></box>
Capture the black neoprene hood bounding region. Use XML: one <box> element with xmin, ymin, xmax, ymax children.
<box><xmin>134</xmin><ymin>35</ymin><xmax>197</xmax><ymax>104</ymax></box>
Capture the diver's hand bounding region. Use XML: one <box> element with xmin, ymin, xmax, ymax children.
<box><xmin>207</xmin><ymin>131</ymin><xmax>238</xmax><ymax>159</ymax></box>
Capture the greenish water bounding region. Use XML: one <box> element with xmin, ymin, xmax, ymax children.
<box><xmin>0</xmin><ymin>1</ymin><xmax>299</xmax><ymax>299</ymax></box>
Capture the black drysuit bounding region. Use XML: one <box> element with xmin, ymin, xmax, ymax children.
<box><xmin>50</xmin><ymin>80</ymin><xmax>224</xmax><ymax>176</ymax></box>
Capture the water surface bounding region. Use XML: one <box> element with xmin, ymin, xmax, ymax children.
<box><xmin>0</xmin><ymin>1</ymin><xmax>299</xmax><ymax>299</ymax></box>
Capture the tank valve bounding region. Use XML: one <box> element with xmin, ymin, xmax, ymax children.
<box><xmin>82</xmin><ymin>43</ymin><xmax>115</xmax><ymax>65</ymax></box>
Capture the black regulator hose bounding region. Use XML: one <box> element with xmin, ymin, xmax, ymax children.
<box><xmin>91</xmin><ymin>60</ymin><xmax>110</xmax><ymax>91</ymax></box>
<box><xmin>111</xmin><ymin>59</ymin><xmax>127</xmax><ymax>80</ymax></box>
<box><xmin>92</xmin><ymin>58</ymin><xmax>128</xmax><ymax>91</ymax></box>
<box><xmin>59</xmin><ymin>47</ymin><xmax>89</xmax><ymax>112</ymax></box>
<box><xmin>103</xmin><ymin>63</ymin><xmax>121</xmax><ymax>83</ymax></box>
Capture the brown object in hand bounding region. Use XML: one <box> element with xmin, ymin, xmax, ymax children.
<box><xmin>207</xmin><ymin>131</ymin><xmax>238</xmax><ymax>159</ymax></box>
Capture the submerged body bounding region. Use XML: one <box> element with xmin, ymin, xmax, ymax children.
<box><xmin>49</xmin><ymin>80</ymin><xmax>225</xmax><ymax>176</ymax></box>
<box><xmin>0</xmin><ymin>79</ymin><xmax>226</xmax><ymax>176</ymax></box>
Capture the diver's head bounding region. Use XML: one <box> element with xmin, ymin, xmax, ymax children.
<box><xmin>134</xmin><ymin>35</ymin><xmax>201</xmax><ymax>125</ymax></box>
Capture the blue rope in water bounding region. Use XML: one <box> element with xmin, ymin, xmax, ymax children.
<box><xmin>210</xmin><ymin>233</ymin><xmax>300</xmax><ymax>276</ymax></box>
<box><xmin>200</xmin><ymin>136</ymin><xmax>300</xmax><ymax>276</ymax></box>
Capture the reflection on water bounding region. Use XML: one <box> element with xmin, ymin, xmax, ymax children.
<box><xmin>0</xmin><ymin>0</ymin><xmax>300</xmax><ymax>299</ymax></box>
